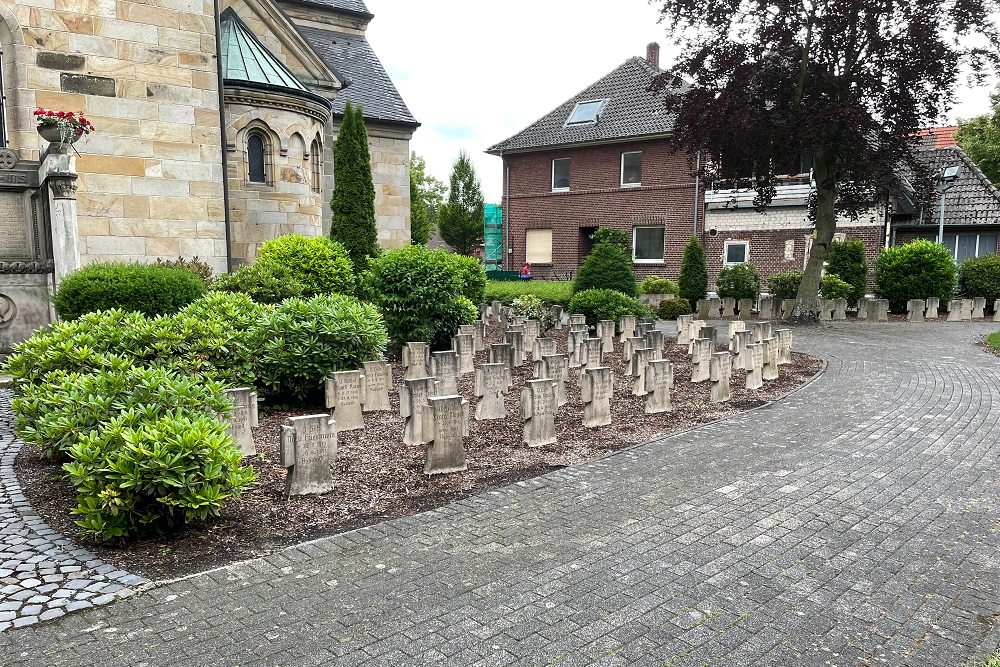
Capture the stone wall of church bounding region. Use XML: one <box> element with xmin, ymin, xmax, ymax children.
<box><xmin>0</xmin><ymin>0</ymin><xmax>229</xmax><ymax>273</ymax></box>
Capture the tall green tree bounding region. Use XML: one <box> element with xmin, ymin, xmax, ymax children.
<box><xmin>331</xmin><ymin>102</ymin><xmax>378</xmax><ymax>271</ymax></box>
<box><xmin>438</xmin><ymin>151</ymin><xmax>484</xmax><ymax>255</ymax></box>
<box><xmin>410</xmin><ymin>151</ymin><xmax>447</xmax><ymax>233</ymax></box>
<box><xmin>956</xmin><ymin>90</ymin><xmax>1000</xmax><ymax>186</ymax></box>
<box><xmin>678</xmin><ymin>236</ymin><xmax>708</xmax><ymax>308</ymax></box>
<box><xmin>410</xmin><ymin>170</ymin><xmax>431</xmax><ymax>245</ymax></box>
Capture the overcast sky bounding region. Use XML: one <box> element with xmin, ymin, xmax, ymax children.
<box><xmin>365</xmin><ymin>0</ymin><xmax>997</xmax><ymax>203</ymax></box>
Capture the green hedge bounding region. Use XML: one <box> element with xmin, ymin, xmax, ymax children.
<box><xmin>957</xmin><ymin>254</ymin><xmax>1000</xmax><ymax>303</ymax></box>
<box><xmin>484</xmin><ymin>280</ymin><xmax>574</xmax><ymax>306</ymax></box>
<box><xmin>875</xmin><ymin>240</ymin><xmax>957</xmax><ymax>312</ymax></box>
<box><xmin>53</xmin><ymin>262</ymin><xmax>206</xmax><ymax>320</ymax></box>
<box><xmin>768</xmin><ymin>271</ymin><xmax>803</xmax><ymax>300</ymax></box>
<box><xmin>820</xmin><ymin>275</ymin><xmax>855</xmax><ymax>300</ymax></box>
<box><xmin>445</xmin><ymin>253</ymin><xmax>487</xmax><ymax>307</ymax></box>
<box><xmin>825</xmin><ymin>239</ymin><xmax>868</xmax><ymax>303</ymax></box>
<box><xmin>256</xmin><ymin>234</ymin><xmax>355</xmax><ymax>297</ymax></box>
<box><xmin>567</xmin><ymin>289</ymin><xmax>648</xmax><ymax>326</ymax></box>
<box><xmin>658</xmin><ymin>297</ymin><xmax>692</xmax><ymax>320</ymax></box>
<box><xmin>716</xmin><ymin>263</ymin><xmax>762</xmax><ymax>301</ymax></box>
<box><xmin>211</xmin><ymin>262</ymin><xmax>305</xmax><ymax>304</ymax></box>
<box><xmin>639</xmin><ymin>276</ymin><xmax>679</xmax><ymax>295</ymax></box>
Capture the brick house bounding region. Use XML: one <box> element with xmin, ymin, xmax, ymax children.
<box><xmin>486</xmin><ymin>44</ymin><xmax>702</xmax><ymax>280</ymax></box>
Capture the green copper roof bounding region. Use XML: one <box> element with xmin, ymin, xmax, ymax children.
<box><xmin>220</xmin><ymin>8</ymin><xmax>308</xmax><ymax>93</ymax></box>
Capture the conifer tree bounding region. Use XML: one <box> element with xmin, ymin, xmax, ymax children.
<box><xmin>331</xmin><ymin>102</ymin><xmax>378</xmax><ymax>271</ymax></box>
<box><xmin>678</xmin><ymin>235</ymin><xmax>708</xmax><ymax>308</ymax></box>
<box><xmin>410</xmin><ymin>170</ymin><xmax>431</xmax><ymax>245</ymax></box>
<box><xmin>438</xmin><ymin>151</ymin><xmax>484</xmax><ymax>255</ymax></box>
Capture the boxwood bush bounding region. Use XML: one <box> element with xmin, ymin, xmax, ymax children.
<box><xmin>768</xmin><ymin>271</ymin><xmax>803</xmax><ymax>300</ymax></box>
<box><xmin>875</xmin><ymin>240</ymin><xmax>957</xmax><ymax>312</ymax></box>
<box><xmin>825</xmin><ymin>239</ymin><xmax>868</xmax><ymax>303</ymax></box>
<box><xmin>716</xmin><ymin>263</ymin><xmax>761</xmax><ymax>301</ymax></box>
<box><xmin>252</xmin><ymin>295</ymin><xmax>387</xmax><ymax>401</ymax></box>
<box><xmin>820</xmin><ymin>275</ymin><xmax>855</xmax><ymax>301</ymax></box>
<box><xmin>256</xmin><ymin>234</ymin><xmax>355</xmax><ymax>297</ymax></box>
<box><xmin>574</xmin><ymin>242</ymin><xmax>638</xmax><ymax>297</ymax></box>
<box><xmin>957</xmin><ymin>254</ymin><xmax>1000</xmax><ymax>303</ymax></box>
<box><xmin>568</xmin><ymin>289</ymin><xmax>648</xmax><ymax>326</ymax></box>
<box><xmin>658</xmin><ymin>297</ymin><xmax>692</xmax><ymax>320</ymax></box>
<box><xmin>510</xmin><ymin>294</ymin><xmax>557</xmax><ymax>333</ymax></box>
<box><xmin>484</xmin><ymin>280</ymin><xmax>574</xmax><ymax>306</ymax></box>
<box><xmin>53</xmin><ymin>262</ymin><xmax>206</xmax><ymax>320</ymax></box>
<box><xmin>446</xmin><ymin>253</ymin><xmax>487</xmax><ymax>307</ymax></box>
<box><xmin>640</xmin><ymin>276</ymin><xmax>679</xmax><ymax>295</ymax></box>
<box><xmin>211</xmin><ymin>262</ymin><xmax>305</xmax><ymax>304</ymax></box>
<box><xmin>363</xmin><ymin>245</ymin><xmax>478</xmax><ymax>352</ymax></box>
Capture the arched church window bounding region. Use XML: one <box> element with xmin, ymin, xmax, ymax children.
<box><xmin>246</xmin><ymin>130</ymin><xmax>270</xmax><ymax>185</ymax></box>
<box><xmin>310</xmin><ymin>139</ymin><xmax>322</xmax><ymax>193</ymax></box>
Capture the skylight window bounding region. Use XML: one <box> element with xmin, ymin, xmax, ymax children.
<box><xmin>566</xmin><ymin>99</ymin><xmax>607</xmax><ymax>126</ymax></box>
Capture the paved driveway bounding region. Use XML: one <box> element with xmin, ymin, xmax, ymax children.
<box><xmin>1</xmin><ymin>323</ymin><xmax>999</xmax><ymax>666</ymax></box>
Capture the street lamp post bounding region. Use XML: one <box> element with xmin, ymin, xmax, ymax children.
<box><xmin>936</xmin><ymin>164</ymin><xmax>962</xmax><ymax>245</ymax></box>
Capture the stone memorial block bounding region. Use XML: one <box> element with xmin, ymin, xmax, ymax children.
<box><xmin>624</xmin><ymin>336</ymin><xmax>645</xmax><ymax>367</ymax></box>
<box><xmin>753</xmin><ymin>321</ymin><xmax>772</xmax><ymax>344</ymax></box>
<box><xmin>431</xmin><ymin>350</ymin><xmax>461</xmax><ymax>395</ymax></box>
<box><xmin>834</xmin><ymin>298</ymin><xmax>848</xmax><ymax>320</ymax></box>
<box><xmin>490</xmin><ymin>300</ymin><xmax>502</xmax><ymax>323</ymax></box>
<box><xmin>521</xmin><ymin>379</ymin><xmax>557</xmax><ymax>447</ymax></box>
<box><xmin>402</xmin><ymin>342</ymin><xmax>430</xmax><ymax>380</ymax></box>
<box><xmin>947</xmin><ymin>299</ymin><xmax>964</xmax><ymax>322</ymax></box>
<box><xmin>618</xmin><ymin>314</ymin><xmax>637</xmax><ymax>343</ymax></box>
<box><xmin>490</xmin><ymin>342</ymin><xmax>514</xmax><ymax>374</ymax></box>
<box><xmin>745</xmin><ymin>343</ymin><xmax>763</xmax><ymax>390</ymax></box>
<box><xmin>474</xmin><ymin>363</ymin><xmax>508</xmax><ymax>420</ymax></box>
<box><xmin>676</xmin><ymin>315</ymin><xmax>695</xmax><ymax>346</ymax></box>
<box><xmin>872</xmin><ymin>299</ymin><xmax>890</xmax><ymax>322</ymax></box>
<box><xmin>467</xmin><ymin>322</ymin><xmax>486</xmax><ymax>353</ymax></box>
<box><xmin>961</xmin><ymin>299</ymin><xmax>974</xmax><ymax>321</ymax></box>
<box><xmin>733</xmin><ymin>330</ymin><xmax>750</xmax><ymax>370</ymax></box>
<box><xmin>762</xmin><ymin>338</ymin><xmax>779</xmax><ymax>381</ymax></box>
<box><xmin>710</xmin><ymin>352</ymin><xmax>732</xmax><ymax>403</ymax></box>
<box><xmin>225</xmin><ymin>387</ymin><xmax>257</xmax><ymax>456</ymax></box>
<box><xmin>722</xmin><ymin>297</ymin><xmax>736</xmax><ymax>318</ymax></box>
<box><xmin>644</xmin><ymin>359</ymin><xmax>673</xmax><ymax>414</ymax></box>
<box><xmin>973</xmin><ymin>297</ymin><xmax>986</xmax><ymax>319</ymax></box>
<box><xmin>280</xmin><ymin>414</ymin><xmax>337</xmax><ymax>497</ymax></box>
<box><xmin>857</xmin><ymin>298</ymin><xmax>869</xmax><ymax>320</ymax></box>
<box><xmin>819</xmin><ymin>299</ymin><xmax>835</xmax><ymax>321</ymax></box>
<box><xmin>697</xmin><ymin>299</ymin><xmax>711</xmax><ymax>319</ymax></box>
<box><xmin>644</xmin><ymin>329</ymin><xmax>665</xmax><ymax>359</ymax></box>
<box><xmin>636</xmin><ymin>322</ymin><xmax>654</xmax><ymax>339</ymax></box>
<box><xmin>581</xmin><ymin>366</ymin><xmax>613</xmax><ymax>428</ymax></box>
<box><xmin>631</xmin><ymin>347</ymin><xmax>656</xmax><ymax>396</ymax></box>
<box><xmin>499</xmin><ymin>306</ymin><xmax>510</xmax><ymax>326</ymax></box>
<box><xmin>775</xmin><ymin>328</ymin><xmax>793</xmax><ymax>365</ymax></box>
<box><xmin>401</xmin><ymin>377</ymin><xmax>438</xmax><ymax>445</ymax></box>
<box><xmin>551</xmin><ymin>305</ymin><xmax>565</xmax><ymax>329</ymax></box>
<box><xmin>533</xmin><ymin>338</ymin><xmax>557</xmax><ymax>376</ymax></box>
<box><xmin>906</xmin><ymin>299</ymin><xmax>925</xmax><ymax>323</ymax></box>
<box><xmin>325</xmin><ymin>370</ymin><xmax>366</xmax><ymax>432</ymax></box>
<box><xmin>699</xmin><ymin>325</ymin><xmax>718</xmax><ymax>348</ymax></box>
<box><xmin>640</xmin><ymin>317</ymin><xmax>657</xmax><ymax>327</ymax></box>
<box><xmin>691</xmin><ymin>338</ymin><xmax>713</xmax><ymax>383</ymax></box>
<box><xmin>422</xmin><ymin>395</ymin><xmax>469</xmax><ymax>475</ymax></box>
<box><xmin>781</xmin><ymin>299</ymin><xmax>796</xmax><ymax>319</ymax></box>
<box><xmin>708</xmin><ymin>297</ymin><xmax>723</xmax><ymax>319</ymax></box>
<box><xmin>523</xmin><ymin>319</ymin><xmax>540</xmax><ymax>353</ymax></box>
<box><xmin>541</xmin><ymin>353</ymin><xmax>569</xmax><ymax>406</ymax></box>
<box><xmin>598</xmin><ymin>320</ymin><xmax>615</xmax><ymax>354</ymax></box>
<box><xmin>362</xmin><ymin>360</ymin><xmax>392</xmax><ymax>412</ymax></box>
<box><xmin>758</xmin><ymin>297</ymin><xmax>775</xmax><ymax>321</ymax></box>
<box><xmin>505</xmin><ymin>328</ymin><xmax>525</xmax><ymax>366</ymax></box>
<box><xmin>452</xmin><ymin>333</ymin><xmax>475</xmax><ymax>374</ymax></box>
<box><xmin>727</xmin><ymin>321</ymin><xmax>746</xmax><ymax>349</ymax></box>
<box><xmin>687</xmin><ymin>320</ymin><xmax>706</xmax><ymax>354</ymax></box>
<box><xmin>570</xmin><ymin>313</ymin><xmax>587</xmax><ymax>327</ymax></box>
<box><xmin>925</xmin><ymin>297</ymin><xmax>940</xmax><ymax>320</ymax></box>
<box><xmin>581</xmin><ymin>337</ymin><xmax>603</xmax><ymax>369</ymax></box>
<box><xmin>568</xmin><ymin>328</ymin><xmax>587</xmax><ymax>368</ymax></box>
<box><xmin>639</xmin><ymin>293</ymin><xmax>662</xmax><ymax>307</ymax></box>
<box><xmin>458</xmin><ymin>324</ymin><xmax>475</xmax><ymax>338</ymax></box>
<box><xmin>737</xmin><ymin>298</ymin><xmax>753</xmax><ymax>320</ymax></box>
<box><xmin>995</xmin><ymin>299</ymin><xmax>1000</xmax><ymax>322</ymax></box>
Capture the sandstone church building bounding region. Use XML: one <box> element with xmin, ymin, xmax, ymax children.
<box><xmin>0</xmin><ymin>0</ymin><xmax>416</xmax><ymax>348</ymax></box>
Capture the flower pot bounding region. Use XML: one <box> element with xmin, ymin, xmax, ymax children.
<box><xmin>37</xmin><ymin>124</ymin><xmax>80</xmax><ymax>145</ymax></box>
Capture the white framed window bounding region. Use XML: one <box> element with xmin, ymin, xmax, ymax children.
<box><xmin>552</xmin><ymin>158</ymin><xmax>571</xmax><ymax>191</ymax></box>
<box><xmin>918</xmin><ymin>232</ymin><xmax>997</xmax><ymax>264</ymax></box>
<box><xmin>633</xmin><ymin>226</ymin><xmax>665</xmax><ymax>263</ymax></box>
<box><xmin>565</xmin><ymin>99</ymin><xmax>608</xmax><ymax>126</ymax></box>
<box><xmin>525</xmin><ymin>229</ymin><xmax>553</xmax><ymax>264</ymax></box>
<box><xmin>621</xmin><ymin>151</ymin><xmax>642</xmax><ymax>187</ymax></box>
<box><xmin>724</xmin><ymin>240</ymin><xmax>749</xmax><ymax>265</ymax></box>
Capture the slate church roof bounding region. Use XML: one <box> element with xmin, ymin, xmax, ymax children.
<box><xmin>487</xmin><ymin>57</ymin><xmax>676</xmax><ymax>154</ymax></box>
<box><xmin>287</xmin><ymin>0</ymin><xmax>372</xmax><ymax>19</ymax></box>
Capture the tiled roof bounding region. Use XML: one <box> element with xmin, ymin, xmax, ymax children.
<box><xmin>913</xmin><ymin>146</ymin><xmax>1000</xmax><ymax>226</ymax></box>
<box><xmin>297</xmin><ymin>25</ymin><xmax>418</xmax><ymax>127</ymax></box>
<box><xmin>916</xmin><ymin>126</ymin><xmax>959</xmax><ymax>149</ymax></box>
<box><xmin>286</xmin><ymin>0</ymin><xmax>371</xmax><ymax>17</ymax></box>
<box><xmin>486</xmin><ymin>57</ymin><xmax>676</xmax><ymax>154</ymax></box>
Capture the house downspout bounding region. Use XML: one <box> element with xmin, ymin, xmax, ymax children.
<box><xmin>503</xmin><ymin>155</ymin><xmax>510</xmax><ymax>271</ymax></box>
<box><xmin>213</xmin><ymin>0</ymin><xmax>234</xmax><ymax>271</ymax></box>
<box><xmin>692</xmin><ymin>150</ymin><xmax>701</xmax><ymax>237</ymax></box>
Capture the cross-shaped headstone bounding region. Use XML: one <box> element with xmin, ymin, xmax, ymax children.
<box><xmin>644</xmin><ymin>329</ymin><xmax>664</xmax><ymax>360</ymax></box>
<box><xmin>532</xmin><ymin>338</ymin><xmax>556</xmax><ymax>377</ymax></box>
<box><xmin>762</xmin><ymin>338</ymin><xmax>779</xmax><ymax>381</ymax></box>
<box><xmin>540</xmin><ymin>353</ymin><xmax>569</xmax><ymax>406</ymax></box>
<box><xmin>597</xmin><ymin>320</ymin><xmax>615</xmax><ymax>354</ymax></box>
<box><xmin>474</xmin><ymin>363</ymin><xmax>508</xmax><ymax>420</ymax></box>
<box><xmin>745</xmin><ymin>343</ymin><xmax>763</xmax><ymax>390</ymax></box>
<box><xmin>710</xmin><ymin>352</ymin><xmax>732</xmax><ymax>403</ymax></box>
<box><xmin>973</xmin><ymin>297</ymin><xmax>986</xmax><ymax>319</ymax></box>
<box><xmin>708</xmin><ymin>297</ymin><xmax>723</xmax><ymax>319</ymax></box>
<box><xmin>774</xmin><ymin>328</ymin><xmax>793</xmax><ymax>365</ymax></box>
<box><xmin>325</xmin><ymin>370</ymin><xmax>365</xmax><ymax>431</ymax></box>
<box><xmin>505</xmin><ymin>328</ymin><xmax>526</xmax><ymax>366</ymax></box>
<box><xmin>631</xmin><ymin>347</ymin><xmax>655</xmax><ymax>396</ymax></box>
<box><xmin>722</xmin><ymin>297</ymin><xmax>736</xmax><ymax>318</ymax></box>
<box><xmin>521</xmin><ymin>378</ymin><xmax>557</xmax><ymax>447</ymax></box>
<box><xmin>581</xmin><ymin>337</ymin><xmax>603</xmax><ymax>369</ymax></box>
<box><xmin>569</xmin><ymin>313</ymin><xmax>587</xmax><ymax>327</ymax></box>
<box><xmin>422</xmin><ymin>395</ymin><xmax>469</xmax><ymax>475</ymax></box>
<box><xmin>489</xmin><ymin>342</ymin><xmax>514</xmax><ymax>373</ymax></box>
<box><xmin>452</xmin><ymin>333</ymin><xmax>475</xmax><ymax>374</ymax></box>
<box><xmin>581</xmin><ymin>366</ymin><xmax>613</xmax><ymax>427</ymax></box>
<box><xmin>732</xmin><ymin>330</ymin><xmax>750</xmax><ymax>371</ymax></box>
<box><xmin>727</xmin><ymin>321</ymin><xmax>746</xmax><ymax>350</ymax></box>
<box><xmin>224</xmin><ymin>387</ymin><xmax>258</xmax><ymax>456</ymax></box>
<box><xmin>925</xmin><ymin>297</ymin><xmax>940</xmax><ymax>320</ymax></box>
<box><xmin>906</xmin><ymin>299</ymin><xmax>925</xmax><ymax>323</ymax></box>
<box><xmin>523</xmin><ymin>320</ymin><xmax>540</xmax><ymax>353</ymax></box>
<box><xmin>618</xmin><ymin>315</ymin><xmax>636</xmax><ymax>343</ymax></box>
<box><xmin>431</xmin><ymin>350</ymin><xmax>460</xmax><ymax>396</ymax></box>
<box><xmin>758</xmin><ymin>297</ymin><xmax>774</xmax><ymax>321</ymax></box>
<box><xmin>567</xmin><ymin>328</ymin><xmax>587</xmax><ymax>368</ymax></box>
<box><xmin>737</xmin><ymin>298</ymin><xmax>753</xmax><ymax>320</ymax></box>
<box><xmin>623</xmin><ymin>336</ymin><xmax>645</xmax><ymax>367</ymax></box>
<box><xmin>400</xmin><ymin>377</ymin><xmax>438</xmax><ymax>445</ymax></box>
<box><xmin>644</xmin><ymin>359</ymin><xmax>672</xmax><ymax>414</ymax></box>
<box><xmin>676</xmin><ymin>315</ymin><xmax>694</xmax><ymax>346</ymax></box>
<box><xmin>280</xmin><ymin>414</ymin><xmax>337</xmax><ymax>497</ymax></box>
<box><xmin>690</xmin><ymin>338</ymin><xmax>713</xmax><ymax>383</ymax></box>
<box><xmin>361</xmin><ymin>360</ymin><xmax>391</xmax><ymax>412</ymax></box>
<box><xmin>834</xmin><ymin>298</ymin><xmax>848</xmax><ymax>320</ymax></box>
<box><xmin>402</xmin><ymin>341</ymin><xmax>430</xmax><ymax>380</ymax></box>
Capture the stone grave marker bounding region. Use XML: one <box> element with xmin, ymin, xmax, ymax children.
<box><xmin>727</xmin><ymin>321</ymin><xmax>746</xmax><ymax>349</ymax></box>
<box><xmin>995</xmin><ymin>300</ymin><xmax>1000</xmax><ymax>322</ymax></box>
<box><xmin>523</xmin><ymin>319</ymin><xmax>540</xmax><ymax>353</ymax></box>
<box><xmin>737</xmin><ymin>298</ymin><xmax>753</xmax><ymax>320</ymax></box>
<box><xmin>973</xmin><ymin>297</ymin><xmax>986</xmax><ymax>319</ymax></box>
<box><xmin>906</xmin><ymin>299</ymin><xmax>925</xmax><ymax>323</ymax></box>
<box><xmin>624</xmin><ymin>336</ymin><xmax>645</xmax><ymax>367</ymax></box>
<box><xmin>636</xmin><ymin>321</ymin><xmax>654</xmax><ymax>339</ymax></box>
<box><xmin>961</xmin><ymin>299</ymin><xmax>974</xmax><ymax>321</ymax></box>
<box><xmin>581</xmin><ymin>337</ymin><xmax>603</xmax><ymax>369</ymax></box>
<box><xmin>762</xmin><ymin>338</ymin><xmax>779</xmax><ymax>381</ymax></box>
<box><xmin>568</xmin><ymin>328</ymin><xmax>587</xmax><ymax>368</ymax></box>
<box><xmin>733</xmin><ymin>330</ymin><xmax>750</xmax><ymax>370</ymax></box>
<box><xmin>325</xmin><ymin>370</ymin><xmax>365</xmax><ymax>432</ymax></box>
<box><xmin>505</xmin><ymin>328</ymin><xmax>525</xmax><ymax>366</ymax></box>
<box><xmin>452</xmin><ymin>333</ymin><xmax>475</xmax><ymax>374</ymax></box>
<box><xmin>781</xmin><ymin>299</ymin><xmax>796</xmax><ymax>319</ymax></box>
<box><xmin>687</xmin><ymin>319</ymin><xmax>707</xmax><ymax>354</ymax></box>
<box><xmin>499</xmin><ymin>306</ymin><xmax>510</xmax><ymax>326</ymax></box>
<box><xmin>551</xmin><ymin>305</ymin><xmax>564</xmax><ymax>329</ymax></box>
<box><xmin>280</xmin><ymin>414</ymin><xmax>337</xmax><ymax>497</ymax></box>
<box><xmin>474</xmin><ymin>363</ymin><xmax>507</xmax><ymax>420</ymax></box>
<box><xmin>361</xmin><ymin>360</ymin><xmax>391</xmax><ymax>412</ymax></box>
<box><xmin>490</xmin><ymin>342</ymin><xmax>514</xmax><ymax>374</ymax></box>
<box><xmin>869</xmin><ymin>299</ymin><xmax>889</xmax><ymax>322</ymax></box>
<box><xmin>857</xmin><ymin>298</ymin><xmax>869</xmax><ymax>320</ymax></box>
<box><xmin>834</xmin><ymin>298</ymin><xmax>848</xmax><ymax>320</ymax></box>
<box><xmin>521</xmin><ymin>379</ymin><xmax>557</xmax><ymax>447</ymax></box>
<box><xmin>401</xmin><ymin>377</ymin><xmax>438</xmax><ymax>445</ymax></box>
<box><xmin>402</xmin><ymin>341</ymin><xmax>430</xmax><ymax>380</ymax></box>
<box><xmin>598</xmin><ymin>320</ymin><xmax>615</xmax><ymax>354</ymax></box>
<box><xmin>691</xmin><ymin>338</ymin><xmax>713</xmax><ymax>383</ymax></box>
<box><xmin>631</xmin><ymin>347</ymin><xmax>656</xmax><ymax>396</ymax></box>
<box><xmin>569</xmin><ymin>313</ymin><xmax>587</xmax><ymax>327</ymax></box>
<box><xmin>676</xmin><ymin>315</ymin><xmax>694</xmax><ymax>346</ymax></box>
<box><xmin>758</xmin><ymin>297</ymin><xmax>775</xmax><ymax>321</ymax></box>
<box><xmin>947</xmin><ymin>299</ymin><xmax>964</xmax><ymax>322</ymax></box>
<box><xmin>775</xmin><ymin>329</ymin><xmax>793</xmax><ymax>365</ymax></box>
<box><xmin>708</xmin><ymin>297</ymin><xmax>723</xmax><ymax>319</ymax></box>
<box><xmin>431</xmin><ymin>350</ymin><xmax>460</xmax><ymax>395</ymax></box>
<box><xmin>644</xmin><ymin>359</ymin><xmax>673</xmax><ymax>414</ymax></box>
<box><xmin>745</xmin><ymin>343</ymin><xmax>763</xmax><ymax>390</ymax></box>
<box><xmin>618</xmin><ymin>315</ymin><xmax>636</xmax><ymax>343</ymax></box>
<box><xmin>644</xmin><ymin>329</ymin><xmax>665</xmax><ymax>360</ymax></box>
<box><xmin>224</xmin><ymin>387</ymin><xmax>257</xmax><ymax>456</ymax></box>
<box><xmin>925</xmin><ymin>297</ymin><xmax>940</xmax><ymax>320</ymax></box>
<box><xmin>490</xmin><ymin>300</ymin><xmax>502</xmax><ymax>323</ymax></box>
<box><xmin>722</xmin><ymin>297</ymin><xmax>736</xmax><ymax>318</ymax></box>
<box><xmin>819</xmin><ymin>299</ymin><xmax>835</xmax><ymax>321</ymax></box>
<box><xmin>754</xmin><ymin>321</ymin><xmax>772</xmax><ymax>344</ymax></box>
<box><xmin>540</xmin><ymin>353</ymin><xmax>569</xmax><ymax>406</ymax></box>
<box><xmin>422</xmin><ymin>395</ymin><xmax>469</xmax><ymax>475</ymax></box>
<box><xmin>533</xmin><ymin>337</ymin><xmax>556</xmax><ymax>376</ymax></box>
<box><xmin>458</xmin><ymin>324</ymin><xmax>475</xmax><ymax>338</ymax></box>
<box><xmin>697</xmin><ymin>299</ymin><xmax>710</xmax><ymax>319</ymax></box>
<box><xmin>581</xmin><ymin>366</ymin><xmax>613</xmax><ymax>428</ymax></box>
<box><xmin>710</xmin><ymin>352</ymin><xmax>732</xmax><ymax>403</ymax></box>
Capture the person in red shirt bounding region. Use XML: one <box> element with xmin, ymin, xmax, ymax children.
<box><xmin>520</xmin><ymin>263</ymin><xmax>533</xmax><ymax>280</ymax></box>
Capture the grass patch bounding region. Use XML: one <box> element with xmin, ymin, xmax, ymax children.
<box><xmin>484</xmin><ymin>280</ymin><xmax>574</xmax><ymax>306</ymax></box>
<box><xmin>973</xmin><ymin>651</ymin><xmax>1000</xmax><ymax>667</ymax></box>
<box><xmin>987</xmin><ymin>331</ymin><xmax>1000</xmax><ymax>351</ymax></box>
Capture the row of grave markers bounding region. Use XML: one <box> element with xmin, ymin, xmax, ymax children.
<box><xmin>698</xmin><ymin>294</ymin><xmax>1000</xmax><ymax>323</ymax></box>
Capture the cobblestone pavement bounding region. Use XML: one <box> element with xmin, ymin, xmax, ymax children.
<box><xmin>0</xmin><ymin>394</ymin><xmax>149</xmax><ymax>632</ymax></box>
<box><xmin>1</xmin><ymin>323</ymin><xmax>999</xmax><ymax>666</ymax></box>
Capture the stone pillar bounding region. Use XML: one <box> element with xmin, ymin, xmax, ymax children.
<box><xmin>39</xmin><ymin>146</ymin><xmax>81</xmax><ymax>286</ymax></box>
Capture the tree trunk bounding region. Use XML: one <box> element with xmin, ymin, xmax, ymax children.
<box><xmin>792</xmin><ymin>149</ymin><xmax>838</xmax><ymax>321</ymax></box>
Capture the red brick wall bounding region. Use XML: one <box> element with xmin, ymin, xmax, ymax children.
<box><xmin>500</xmin><ymin>139</ymin><xmax>700</xmax><ymax>280</ymax></box>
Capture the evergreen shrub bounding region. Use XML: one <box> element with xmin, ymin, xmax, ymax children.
<box><xmin>957</xmin><ymin>254</ymin><xmax>1000</xmax><ymax>303</ymax></box>
<box><xmin>53</xmin><ymin>262</ymin><xmax>205</xmax><ymax>320</ymax></box>
<box><xmin>568</xmin><ymin>289</ymin><xmax>648</xmax><ymax>326</ymax></box>
<box><xmin>211</xmin><ymin>262</ymin><xmax>305</xmax><ymax>304</ymax></box>
<box><xmin>768</xmin><ymin>271</ymin><xmax>804</xmax><ymax>300</ymax></box>
<box><xmin>574</xmin><ymin>242</ymin><xmax>638</xmax><ymax>297</ymax></box>
<box><xmin>715</xmin><ymin>263</ymin><xmax>762</xmax><ymax>301</ymax></box>
<box><xmin>825</xmin><ymin>239</ymin><xmax>868</xmax><ymax>303</ymax></box>
<box><xmin>819</xmin><ymin>275</ymin><xmax>855</xmax><ymax>301</ymax></box>
<box><xmin>875</xmin><ymin>240</ymin><xmax>957</xmax><ymax>312</ymax></box>
<box><xmin>658</xmin><ymin>297</ymin><xmax>693</xmax><ymax>320</ymax></box>
<box><xmin>678</xmin><ymin>236</ymin><xmax>708</xmax><ymax>307</ymax></box>
<box><xmin>256</xmin><ymin>234</ymin><xmax>354</xmax><ymax>297</ymax></box>
<box><xmin>640</xmin><ymin>276</ymin><xmax>679</xmax><ymax>295</ymax></box>
<box><xmin>446</xmin><ymin>253</ymin><xmax>487</xmax><ymax>306</ymax></box>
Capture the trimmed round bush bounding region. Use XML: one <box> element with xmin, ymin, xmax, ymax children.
<box><xmin>820</xmin><ymin>275</ymin><xmax>855</xmax><ymax>301</ymax></box>
<box><xmin>658</xmin><ymin>297</ymin><xmax>692</xmax><ymax>320</ymax></box>
<box><xmin>640</xmin><ymin>276</ymin><xmax>679</xmax><ymax>295</ymax></box>
<box><xmin>678</xmin><ymin>236</ymin><xmax>708</xmax><ymax>308</ymax></box>
<box><xmin>154</xmin><ymin>256</ymin><xmax>215</xmax><ymax>286</ymax></box>
<box><xmin>768</xmin><ymin>271</ymin><xmax>803</xmax><ymax>300</ymax></box>
<box><xmin>875</xmin><ymin>240</ymin><xmax>957</xmax><ymax>312</ymax></box>
<box><xmin>53</xmin><ymin>262</ymin><xmax>205</xmax><ymax>320</ymax></box>
<box><xmin>957</xmin><ymin>254</ymin><xmax>1000</xmax><ymax>303</ymax></box>
<box><xmin>362</xmin><ymin>245</ymin><xmax>479</xmax><ymax>352</ymax></box>
<box><xmin>510</xmin><ymin>294</ymin><xmax>556</xmax><ymax>333</ymax></box>
<box><xmin>716</xmin><ymin>263</ymin><xmax>761</xmax><ymax>301</ymax></box>
<box><xmin>252</xmin><ymin>295</ymin><xmax>387</xmax><ymax>402</ymax></box>
<box><xmin>211</xmin><ymin>262</ymin><xmax>305</xmax><ymax>304</ymax></box>
<box><xmin>574</xmin><ymin>242</ymin><xmax>638</xmax><ymax>297</ymax></box>
<box><xmin>256</xmin><ymin>234</ymin><xmax>355</xmax><ymax>297</ymax></box>
<box><xmin>445</xmin><ymin>253</ymin><xmax>487</xmax><ymax>306</ymax></box>
<box><xmin>568</xmin><ymin>289</ymin><xmax>648</xmax><ymax>326</ymax></box>
<box><xmin>825</xmin><ymin>238</ymin><xmax>868</xmax><ymax>303</ymax></box>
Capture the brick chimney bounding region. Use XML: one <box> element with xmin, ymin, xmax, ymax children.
<box><xmin>646</xmin><ymin>42</ymin><xmax>660</xmax><ymax>70</ymax></box>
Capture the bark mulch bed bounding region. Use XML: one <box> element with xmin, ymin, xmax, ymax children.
<box><xmin>15</xmin><ymin>322</ymin><xmax>822</xmax><ymax>580</ymax></box>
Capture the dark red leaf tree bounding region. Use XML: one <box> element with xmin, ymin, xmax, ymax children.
<box><xmin>650</xmin><ymin>0</ymin><xmax>998</xmax><ymax>318</ymax></box>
